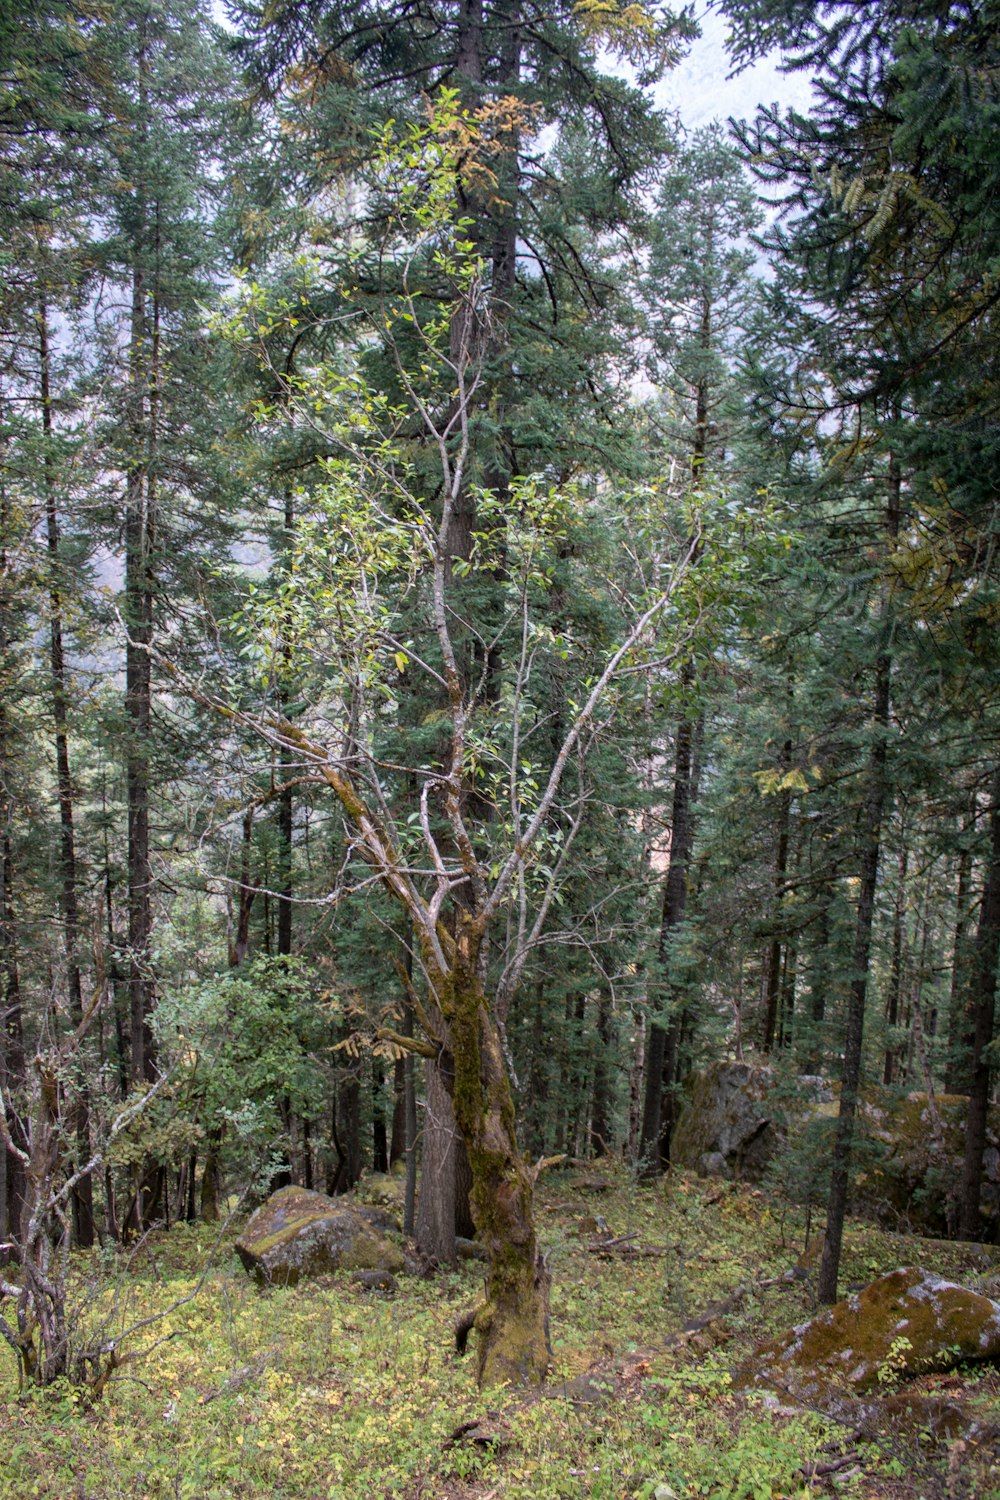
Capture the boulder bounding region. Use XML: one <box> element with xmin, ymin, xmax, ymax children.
<box><xmin>353</xmin><ymin>1171</ymin><xmax>405</xmax><ymax>1213</ymax></box>
<box><xmin>857</xmin><ymin>1092</ymin><xmax>1000</xmax><ymax>1236</ymax></box>
<box><xmin>671</xmin><ymin>1066</ymin><xmax>1000</xmax><ymax>1234</ymax></box>
<box><xmin>738</xmin><ymin>1267</ymin><xmax>1000</xmax><ymax>1399</ymax></box>
<box><xmin>236</xmin><ymin>1186</ymin><xmax>405</xmax><ymax>1287</ymax></box>
<box><xmin>671</xmin><ymin>1062</ymin><xmax>790</xmax><ymax>1181</ymax></box>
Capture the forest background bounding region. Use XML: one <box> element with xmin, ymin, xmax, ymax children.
<box><xmin>2</xmin><ymin>0</ymin><xmax>1000</xmax><ymax>1393</ymax></box>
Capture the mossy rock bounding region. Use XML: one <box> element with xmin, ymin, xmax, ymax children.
<box><xmin>675</xmin><ymin>1068</ymin><xmax>1000</xmax><ymax>1232</ymax></box>
<box><xmin>738</xmin><ymin>1267</ymin><xmax>1000</xmax><ymax>1399</ymax></box>
<box><xmin>856</xmin><ymin>1092</ymin><xmax>1000</xmax><ymax>1235</ymax></box>
<box><xmin>353</xmin><ymin>1172</ymin><xmax>405</xmax><ymax>1213</ymax></box>
<box><xmin>671</xmin><ymin>1062</ymin><xmax>782</xmax><ymax>1181</ymax></box>
<box><xmin>235</xmin><ymin>1186</ymin><xmax>405</xmax><ymax>1288</ymax></box>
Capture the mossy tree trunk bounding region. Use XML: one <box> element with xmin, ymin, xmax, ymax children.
<box><xmin>426</xmin><ymin>918</ymin><xmax>550</xmax><ymax>1387</ymax></box>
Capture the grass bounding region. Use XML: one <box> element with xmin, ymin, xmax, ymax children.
<box><xmin>2</xmin><ymin>1167</ymin><xmax>998</xmax><ymax>1500</ymax></box>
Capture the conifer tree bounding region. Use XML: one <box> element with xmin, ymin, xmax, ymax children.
<box><xmin>725</xmin><ymin>0</ymin><xmax>1000</xmax><ymax>1293</ymax></box>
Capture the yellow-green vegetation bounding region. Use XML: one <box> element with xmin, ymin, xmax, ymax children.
<box><xmin>2</xmin><ymin>1169</ymin><xmax>999</xmax><ymax>1500</ymax></box>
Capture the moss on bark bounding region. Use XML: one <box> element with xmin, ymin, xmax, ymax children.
<box><xmin>428</xmin><ymin>921</ymin><xmax>551</xmax><ymax>1386</ymax></box>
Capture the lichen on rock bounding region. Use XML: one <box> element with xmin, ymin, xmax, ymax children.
<box><xmin>738</xmin><ymin>1266</ymin><xmax>1000</xmax><ymax>1400</ymax></box>
<box><xmin>235</xmin><ymin>1186</ymin><xmax>405</xmax><ymax>1287</ymax></box>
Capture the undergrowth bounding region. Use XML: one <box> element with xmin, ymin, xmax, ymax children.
<box><xmin>1</xmin><ymin>1167</ymin><xmax>997</xmax><ymax>1500</ymax></box>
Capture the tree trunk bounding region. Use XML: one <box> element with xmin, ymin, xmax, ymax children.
<box><xmin>228</xmin><ymin>809</ymin><xmax>256</xmax><ymax>969</ymax></box>
<box><xmin>640</xmin><ymin>698</ymin><xmax>697</xmax><ymax>1174</ymax></box>
<box><xmin>329</xmin><ymin>1055</ymin><xmax>362</xmax><ymax>1194</ymax></box>
<box><xmin>958</xmin><ymin>765</ymin><xmax>1000</xmax><ymax>1240</ymax></box>
<box><xmin>804</xmin><ymin>882</ymin><xmax>832</xmax><ymax>1071</ymax></box>
<box><xmin>946</xmin><ymin>803</ymin><xmax>976</xmax><ymax>1092</ymax></box>
<box><xmin>39</xmin><ymin>298</ymin><xmax>94</xmax><ymax>1247</ymax></box>
<box><xmin>200</xmin><ymin>1127</ymin><xmax>221</xmax><ymax>1223</ymax></box>
<box><xmin>276</xmin><ymin>486</ymin><xmax>295</xmax><ymax>958</ymax></box>
<box><xmin>763</xmin><ymin>743</ymin><xmax>793</xmax><ymax>1053</ymax></box>
<box><xmin>436</xmin><ymin>921</ymin><xmax>549</xmax><ymax>1386</ymax></box>
<box><xmin>818</xmin><ymin>453</ymin><xmax>899</xmax><ymax>1304</ymax></box>
<box><xmin>125</xmin><ymin>261</ymin><xmax>156</xmax><ymax>1093</ymax></box>
<box><xmin>372</xmin><ymin>1060</ymin><xmax>389</xmax><ymax>1175</ymax></box>
<box><xmin>590</xmin><ymin>987</ymin><xmax>613</xmax><ymax>1156</ymax></box>
<box><xmin>415</xmin><ymin>1055</ymin><xmax>457</xmax><ymax>1266</ymax></box>
<box><xmin>817</xmin><ymin>651</ymin><xmax>890</xmax><ymax>1302</ymax></box>
<box><xmin>0</xmin><ymin>445</ymin><xmax>26</xmax><ymax>1257</ymax></box>
<box><xmin>0</xmin><ymin>739</ymin><xmax>25</xmax><ymax>1258</ymax></box>
<box><xmin>883</xmin><ymin>843</ymin><xmax>908</xmax><ymax>1085</ymax></box>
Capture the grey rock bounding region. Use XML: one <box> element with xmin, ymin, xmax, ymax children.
<box><xmin>235</xmin><ymin>1186</ymin><xmax>405</xmax><ymax>1287</ymax></box>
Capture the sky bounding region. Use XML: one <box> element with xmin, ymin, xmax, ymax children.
<box><xmin>656</xmin><ymin>2</ymin><xmax>814</xmax><ymax>130</ymax></box>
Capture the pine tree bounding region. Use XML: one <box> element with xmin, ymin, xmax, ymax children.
<box><xmin>725</xmin><ymin>0</ymin><xmax>1000</xmax><ymax>1293</ymax></box>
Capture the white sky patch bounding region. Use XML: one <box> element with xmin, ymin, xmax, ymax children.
<box><xmin>656</xmin><ymin>2</ymin><xmax>814</xmax><ymax>130</ymax></box>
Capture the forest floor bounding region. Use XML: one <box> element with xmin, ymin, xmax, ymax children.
<box><xmin>2</xmin><ymin>1166</ymin><xmax>998</xmax><ymax>1500</ymax></box>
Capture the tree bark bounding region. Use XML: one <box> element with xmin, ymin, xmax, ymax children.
<box><xmin>817</xmin><ymin>649</ymin><xmax>890</xmax><ymax>1302</ymax></box>
<box><xmin>372</xmin><ymin>1060</ymin><xmax>389</xmax><ymax>1175</ymax></box>
<box><xmin>276</xmin><ymin>487</ymin><xmax>295</xmax><ymax>959</ymax></box>
<box><xmin>763</xmin><ymin>774</ymin><xmax>792</xmax><ymax>1053</ymax></box>
<box><xmin>818</xmin><ymin>453</ymin><xmax>899</xmax><ymax>1304</ymax></box>
<box><xmin>0</xmin><ymin>440</ymin><xmax>26</xmax><ymax>1257</ymax></box>
<box><xmin>0</xmin><ymin>751</ymin><xmax>25</xmax><ymax>1259</ymax></box>
<box><xmin>945</xmin><ymin>802</ymin><xmax>976</xmax><ymax>1093</ymax></box>
<box><xmin>639</xmin><ymin>698</ymin><xmax>697</xmax><ymax>1174</ymax></box>
<box><xmin>883</xmin><ymin>843</ymin><xmax>908</xmax><ymax>1085</ymax></box>
<box><xmin>432</xmin><ymin>916</ymin><xmax>550</xmax><ymax>1386</ymax></box>
<box><xmin>39</xmin><ymin>298</ymin><xmax>94</xmax><ymax>1246</ymax></box>
<box><xmin>415</xmin><ymin>1055</ymin><xmax>458</xmax><ymax>1266</ymax></box>
<box><xmin>590</xmin><ymin>987</ymin><xmax>613</xmax><ymax>1156</ymax></box>
<box><xmin>125</xmin><ymin>233</ymin><xmax>157</xmax><ymax>1098</ymax></box>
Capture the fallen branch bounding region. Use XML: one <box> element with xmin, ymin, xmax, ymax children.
<box><xmin>798</xmin><ymin>1454</ymin><xmax>862</xmax><ymax>1480</ymax></box>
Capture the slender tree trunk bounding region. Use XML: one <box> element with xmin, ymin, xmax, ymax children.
<box><xmin>123</xmin><ymin>72</ymin><xmax>163</xmax><ymax>1227</ymax></box>
<box><xmin>0</xmin><ymin>440</ymin><xmax>26</xmax><ymax>1257</ymax></box>
<box><xmin>946</xmin><ymin>803</ymin><xmax>976</xmax><ymax>1092</ymax></box>
<box><xmin>817</xmin><ymin>653</ymin><xmax>891</xmax><ymax>1302</ymax></box>
<box><xmin>778</xmin><ymin>937</ymin><xmax>797</xmax><ymax>1049</ymax></box>
<box><xmin>0</xmin><ymin>803</ymin><xmax>23</xmax><ymax>1258</ymax></box>
<box><xmin>818</xmin><ymin>455</ymin><xmax>899</xmax><ymax>1304</ymax></box>
<box><xmin>640</xmin><ymin>695</ymin><xmax>697</xmax><ymax>1174</ymax></box>
<box><xmin>103</xmin><ymin>804</ymin><xmax>129</xmax><ymax>1103</ymax></box>
<box><xmin>959</xmin><ymin>765</ymin><xmax>1000</xmax><ymax>1240</ymax></box>
<box><xmin>228</xmin><ymin>809</ymin><xmax>256</xmax><ymax>969</ymax></box>
<box><xmin>568</xmin><ymin>991</ymin><xmax>588</xmax><ymax>1156</ymax></box>
<box><xmin>200</xmin><ymin>1127</ymin><xmax>221</xmax><ymax>1223</ymax></box>
<box><xmin>125</xmin><ymin>253</ymin><xmax>156</xmax><ymax>1093</ymax></box>
<box><xmin>390</xmin><ymin>1054</ymin><xmax>405</xmax><ymax>1164</ymax></box>
<box><xmin>372</xmin><ymin>1060</ymin><xmax>388</xmax><ymax>1174</ymax></box>
<box><xmin>763</xmin><ymin>749</ymin><xmax>793</xmax><ymax>1053</ymax></box>
<box><xmin>302</xmin><ymin>1116</ymin><xmax>313</xmax><ymax>1190</ymax></box>
<box><xmin>805</xmin><ymin>882</ymin><xmax>833</xmax><ymax>1071</ymax></box>
<box><xmin>590</xmin><ymin>987</ymin><xmax>613</xmax><ymax>1156</ymax></box>
<box><xmin>39</xmin><ymin>299</ymin><xmax>93</xmax><ymax>1246</ymax></box>
<box><xmin>524</xmin><ymin>982</ymin><xmax>548</xmax><ymax>1156</ymax></box>
<box><xmin>883</xmin><ymin>844</ymin><xmax>908</xmax><ymax>1086</ymax></box>
<box><xmin>277</xmin><ymin>488</ymin><xmax>295</xmax><ymax>959</ymax></box>
<box><xmin>399</xmin><ymin>1002</ymin><xmax>417</xmax><ymax>1237</ymax></box>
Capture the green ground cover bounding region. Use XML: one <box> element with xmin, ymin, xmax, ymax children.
<box><xmin>2</xmin><ymin>1169</ymin><xmax>997</xmax><ymax>1500</ymax></box>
